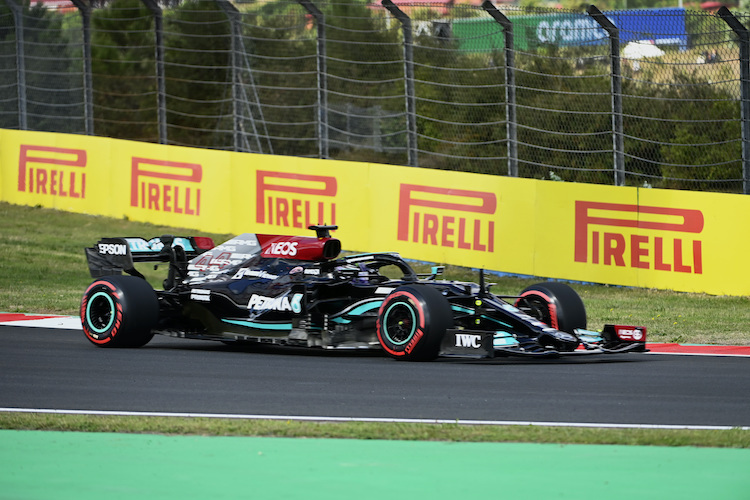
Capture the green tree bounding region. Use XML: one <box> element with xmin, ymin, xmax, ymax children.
<box><xmin>323</xmin><ymin>1</ymin><xmax>404</xmax><ymax>163</ymax></box>
<box><xmin>0</xmin><ymin>2</ymin><xmax>83</xmax><ymax>133</ymax></box>
<box><xmin>91</xmin><ymin>0</ymin><xmax>157</xmax><ymax>141</ymax></box>
<box><xmin>164</xmin><ymin>0</ymin><xmax>232</xmax><ymax>150</ymax></box>
<box><xmin>240</xmin><ymin>1</ymin><xmax>318</xmax><ymax>157</ymax></box>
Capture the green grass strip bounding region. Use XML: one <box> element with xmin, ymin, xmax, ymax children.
<box><xmin>1</xmin><ymin>412</ymin><xmax>748</xmax><ymax>448</ymax></box>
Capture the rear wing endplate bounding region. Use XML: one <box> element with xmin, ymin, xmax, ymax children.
<box><xmin>84</xmin><ymin>235</ymin><xmax>214</xmax><ymax>279</ymax></box>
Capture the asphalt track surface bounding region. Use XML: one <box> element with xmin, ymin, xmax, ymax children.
<box><xmin>2</xmin><ymin>325</ymin><xmax>749</xmax><ymax>428</ymax></box>
<box><xmin>3</xmin><ymin>323</ymin><xmax>750</xmax><ymax>499</ymax></box>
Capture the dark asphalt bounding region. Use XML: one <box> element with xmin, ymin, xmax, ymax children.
<box><xmin>1</xmin><ymin>326</ymin><xmax>748</xmax><ymax>427</ymax></box>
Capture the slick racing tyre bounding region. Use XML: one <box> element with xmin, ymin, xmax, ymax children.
<box><xmin>80</xmin><ymin>275</ymin><xmax>159</xmax><ymax>348</ymax></box>
<box><xmin>515</xmin><ymin>281</ymin><xmax>586</xmax><ymax>333</ymax></box>
<box><xmin>376</xmin><ymin>285</ymin><xmax>453</xmax><ymax>361</ymax></box>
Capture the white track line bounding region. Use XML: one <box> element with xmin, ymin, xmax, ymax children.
<box><xmin>1</xmin><ymin>407</ymin><xmax>747</xmax><ymax>431</ymax></box>
<box><xmin>0</xmin><ymin>317</ymin><xmax>82</xmax><ymax>329</ymax></box>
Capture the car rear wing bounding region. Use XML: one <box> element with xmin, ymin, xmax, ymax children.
<box><xmin>84</xmin><ymin>235</ymin><xmax>214</xmax><ymax>280</ymax></box>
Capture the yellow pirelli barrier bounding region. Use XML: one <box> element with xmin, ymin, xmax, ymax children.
<box><xmin>1</xmin><ymin>128</ymin><xmax>748</xmax><ymax>296</ymax></box>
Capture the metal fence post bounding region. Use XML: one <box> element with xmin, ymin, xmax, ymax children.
<box><xmin>298</xmin><ymin>0</ymin><xmax>328</xmax><ymax>159</ymax></box>
<box><xmin>5</xmin><ymin>0</ymin><xmax>26</xmax><ymax>130</ymax></box>
<box><xmin>587</xmin><ymin>5</ymin><xmax>624</xmax><ymax>187</ymax></box>
<box><xmin>141</xmin><ymin>0</ymin><xmax>167</xmax><ymax>144</ymax></box>
<box><xmin>717</xmin><ymin>7</ymin><xmax>750</xmax><ymax>195</ymax></box>
<box><xmin>382</xmin><ymin>0</ymin><xmax>417</xmax><ymax>168</ymax></box>
<box><xmin>224</xmin><ymin>9</ymin><xmax>271</xmax><ymax>155</ymax></box>
<box><xmin>482</xmin><ymin>1</ymin><xmax>516</xmax><ymax>177</ymax></box>
<box><xmin>71</xmin><ymin>0</ymin><xmax>94</xmax><ymax>135</ymax></box>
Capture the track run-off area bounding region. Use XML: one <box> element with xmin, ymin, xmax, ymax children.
<box><xmin>1</xmin><ymin>314</ymin><xmax>749</xmax><ymax>499</ymax></box>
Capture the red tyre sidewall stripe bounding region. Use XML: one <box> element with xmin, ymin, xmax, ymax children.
<box><xmin>516</xmin><ymin>291</ymin><xmax>559</xmax><ymax>329</ymax></box>
<box><xmin>376</xmin><ymin>291</ymin><xmax>425</xmax><ymax>357</ymax></box>
<box><xmin>81</xmin><ymin>280</ymin><xmax>121</xmax><ymax>345</ymax></box>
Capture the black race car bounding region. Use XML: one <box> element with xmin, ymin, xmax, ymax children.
<box><xmin>81</xmin><ymin>225</ymin><xmax>647</xmax><ymax>360</ymax></box>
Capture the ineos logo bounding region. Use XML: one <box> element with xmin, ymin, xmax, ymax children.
<box><xmin>268</xmin><ymin>241</ymin><xmax>298</xmax><ymax>256</ymax></box>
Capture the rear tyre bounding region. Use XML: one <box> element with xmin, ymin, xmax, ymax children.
<box><xmin>515</xmin><ymin>282</ymin><xmax>586</xmax><ymax>333</ymax></box>
<box><xmin>376</xmin><ymin>285</ymin><xmax>453</xmax><ymax>361</ymax></box>
<box><xmin>80</xmin><ymin>275</ymin><xmax>158</xmax><ymax>348</ymax></box>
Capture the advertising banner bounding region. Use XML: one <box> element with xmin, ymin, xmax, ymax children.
<box><xmin>2</xmin><ymin>131</ymin><xmax>110</xmax><ymax>214</ymax></box>
<box><xmin>236</xmin><ymin>153</ymin><xmax>368</xmax><ymax>244</ymax></box>
<box><xmin>0</xmin><ymin>130</ymin><xmax>235</xmax><ymax>232</ymax></box>
<box><xmin>115</xmin><ymin>140</ymin><xmax>233</xmax><ymax>233</ymax></box>
<box><xmin>1</xmin><ymin>129</ymin><xmax>748</xmax><ymax>296</ymax></box>
<box><xmin>530</xmin><ymin>182</ymin><xmax>725</xmax><ymax>294</ymax></box>
<box><xmin>364</xmin><ymin>165</ymin><xmax>530</xmax><ymax>271</ymax></box>
<box><xmin>453</xmin><ymin>8</ymin><xmax>688</xmax><ymax>52</ymax></box>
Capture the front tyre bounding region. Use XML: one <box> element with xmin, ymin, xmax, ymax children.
<box><xmin>515</xmin><ymin>281</ymin><xmax>586</xmax><ymax>333</ymax></box>
<box><xmin>80</xmin><ymin>275</ymin><xmax>158</xmax><ymax>348</ymax></box>
<box><xmin>376</xmin><ymin>285</ymin><xmax>453</xmax><ymax>361</ymax></box>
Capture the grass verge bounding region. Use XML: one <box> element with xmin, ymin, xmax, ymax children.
<box><xmin>1</xmin><ymin>413</ymin><xmax>748</xmax><ymax>448</ymax></box>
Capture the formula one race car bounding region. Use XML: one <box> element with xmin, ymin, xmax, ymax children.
<box><xmin>81</xmin><ymin>225</ymin><xmax>647</xmax><ymax>360</ymax></box>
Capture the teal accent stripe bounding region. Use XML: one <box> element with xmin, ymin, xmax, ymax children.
<box><xmin>480</xmin><ymin>315</ymin><xmax>512</xmax><ymax>329</ymax></box>
<box><xmin>493</xmin><ymin>331</ymin><xmax>519</xmax><ymax>347</ymax></box>
<box><xmin>346</xmin><ymin>301</ymin><xmax>383</xmax><ymax>316</ymax></box>
<box><xmin>449</xmin><ymin>306</ymin><xmax>512</xmax><ymax>329</ymax></box>
<box><xmin>222</xmin><ymin>319</ymin><xmax>292</xmax><ymax>331</ymax></box>
<box><xmin>331</xmin><ymin>300</ymin><xmax>383</xmax><ymax>325</ymax></box>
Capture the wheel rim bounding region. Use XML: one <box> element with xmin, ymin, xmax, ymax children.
<box><xmin>86</xmin><ymin>291</ymin><xmax>116</xmax><ymax>333</ymax></box>
<box><xmin>519</xmin><ymin>296</ymin><xmax>551</xmax><ymax>325</ymax></box>
<box><xmin>382</xmin><ymin>301</ymin><xmax>417</xmax><ymax>345</ymax></box>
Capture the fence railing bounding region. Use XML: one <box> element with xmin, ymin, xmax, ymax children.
<box><xmin>1</xmin><ymin>0</ymin><xmax>749</xmax><ymax>193</ymax></box>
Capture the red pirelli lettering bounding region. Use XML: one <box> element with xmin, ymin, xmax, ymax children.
<box><xmin>131</xmin><ymin>158</ymin><xmax>202</xmax><ymax>216</ymax></box>
<box><xmin>397</xmin><ymin>184</ymin><xmax>497</xmax><ymax>252</ymax></box>
<box><xmin>256</xmin><ymin>170</ymin><xmax>337</xmax><ymax>227</ymax></box>
<box><xmin>18</xmin><ymin>145</ymin><xmax>87</xmax><ymax>199</ymax></box>
<box><xmin>575</xmin><ymin>201</ymin><xmax>704</xmax><ymax>274</ymax></box>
